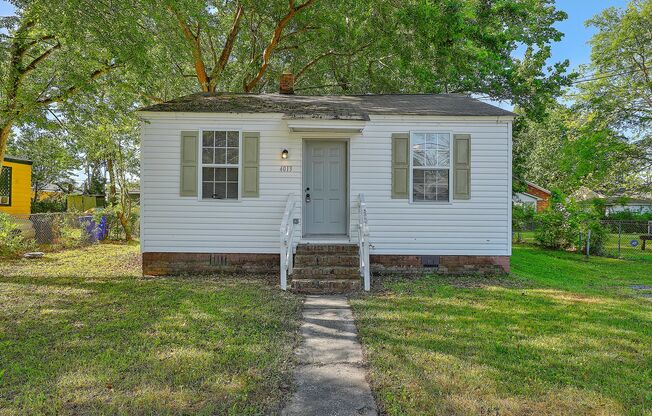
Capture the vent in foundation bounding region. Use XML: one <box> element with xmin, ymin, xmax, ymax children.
<box><xmin>421</xmin><ymin>255</ymin><xmax>440</xmax><ymax>268</ymax></box>
<box><xmin>210</xmin><ymin>254</ymin><xmax>228</xmax><ymax>267</ymax></box>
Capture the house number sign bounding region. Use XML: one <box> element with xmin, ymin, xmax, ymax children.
<box><xmin>280</xmin><ymin>165</ymin><xmax>293</xmax><ymax>173</ymax></box>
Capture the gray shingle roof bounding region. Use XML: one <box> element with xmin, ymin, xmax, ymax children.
<box><xmin>139</xmin><ymin>93</ymin><xmax>515</xmax><ymax>119</ymax></box>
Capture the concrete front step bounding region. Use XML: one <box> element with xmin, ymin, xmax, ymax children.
<box><xmin>291</xmin><ymin>279</ymin><xmax>362</xmax><ymax>294</ymax></box>
<box><xmin>295</xmin><ymin>244</ymin><xmax>358</xmax><ymax>255</ymax></box>
<box><xmin>294</xmin><ymin>254</ymin><xmax>359</xmax><ymax>267</ymax></box>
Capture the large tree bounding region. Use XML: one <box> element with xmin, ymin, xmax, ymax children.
<box><xmin>513</xmin><ymin>104</ymin><xmax>639</xmax><ymax>195</ymax></box>
<box><xmin>576</xmin><ymin>0</ymin><xmax>652</xmax><ymax>192</ymax></box>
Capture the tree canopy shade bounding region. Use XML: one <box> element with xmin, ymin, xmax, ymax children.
<box><xmin>1</xmin><ymin>0</ymin><xmax>573</xmax><ymax>166</ymax></box>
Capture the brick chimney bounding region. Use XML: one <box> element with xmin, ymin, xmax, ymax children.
<box><xmin>279</xmin><ymin>69</ymin><xmax>295</xmax><ymax>94</ymax></box>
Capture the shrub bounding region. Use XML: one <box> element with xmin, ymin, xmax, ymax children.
<box><xmin>57</xmin><ymin>222</ymin><xmax>88</xmax><ymax>249</ymax></box>
<box><xmin>534</xmin><ymin>205</ymin><xmax>574</xmax><ymax>249</ymax></box>
<box><xmin>605</xmin><ymin>211</ymin><xmax>652</xmax><ymax>222</ymax></box>
<box><xmin>534</xmin><ymin>201</ymin><xmax>607</xmax><ymax>254</ymax></box>
<box><xmin>32</xmin><ymin>195</ymin><xmax>67</xmax><ymax>213</ymax></box>
<box><xmin>94</xmin><ymin>204</ymin><xmax>139</xmax><ymax>241</ymax></box>
<box><xmin>0</xmin><ymin>213</ymin><xmax>27</xmax><ymax>257</ymax></box>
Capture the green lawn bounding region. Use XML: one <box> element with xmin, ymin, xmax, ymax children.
<box><xmin>0</xmin><ymin>243</ymin><xmax>302</xmax><ymax>415</ymax></box>
<box><xmin>351</xmin><ymin>246</ymin><xmax>652</xmax><ymax>416</ymax></box>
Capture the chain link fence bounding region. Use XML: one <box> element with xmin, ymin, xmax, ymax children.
<box><xmin>2</xmin><ymin>212</ymin><xmax>139</xmax><ymax>256</ymax></box>
<box><xmin>514</xmin><ymin>219</ymin><xmax>652</xmax><ymax>261</ymax></box>
<box><xmin>599</xmin><ymin>220</ymin><xmax>652</xmax><ymax>261</ymax></box>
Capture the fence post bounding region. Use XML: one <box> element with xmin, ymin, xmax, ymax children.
<box><xmin>618</xmin><ymin>222</ymin><xmax>622</xmax><ymax>258</ymax></box>
<box><xmin>586</xmin><ymin>229</ymin><xmax>591</xmax><ymax>259</ymax></box>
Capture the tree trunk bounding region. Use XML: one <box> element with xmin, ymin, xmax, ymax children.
<box><xmin>106</xmin><ymin>159</ymin><xmax>118</xmax><ymax>205</ymax></box>
<box><xmin>0</xmin><ymin>122</ymin><xmax>13</xmax><ymax>169</ymax></box>
<box><xmin>33</xmin><ymin>184</ymin><xmax>40</xmax><ymax>204</ymax></box>
<box><xmin>117</xmin><ymin>210</ymin><xmax>132</xmax><ymax>241</ymax></box>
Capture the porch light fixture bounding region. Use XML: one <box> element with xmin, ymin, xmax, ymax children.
<box><xmin>281</xmin><ymin>149</ymin><xmax>289</xmax><ymax>159</ymax></box>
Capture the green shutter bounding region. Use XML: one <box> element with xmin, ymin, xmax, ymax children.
<box><xmin>180</xmin><ymin>131</ymin><xmax>198</xmax><ymax>197</ymax></box>
<box><xmin>242</xmin><ymin>132</ymin><xmax>260</xmax><ymax>197</ymax></box>
<box><xmin>453</xmin><ymin>134</ymin><xmax>471</xmax><ymax>200</ymax></box>
<box><xmin>391</xmin><ymin>133</ymin><xmax>409</xmax><ymax>199</ymax></box>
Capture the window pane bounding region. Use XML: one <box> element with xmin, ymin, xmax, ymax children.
<box><xmin>438</xmin><ymin>133</ymin><xmax>450</xmax><ymax>149</ymax></box>
<box><xmin>424</xmin><ymin>149</ymin><xmax>438</xmax><ymax>166</ymax></box>
<box><xmin>215</xmin><ymin>168</ymin><xmax>226</xmax><ymax>181</ymax></box>
<box><xmin>202</xmin><ymin>148</ymin><xmax>214</xmax><ymax>164</ymax></box>
<box><xmin>215</xmin><ymin>131</ymin><xmax>227</xmax><ymax>147</ymax></box>
<box><xmin>226</xmin><ymin>182</ymin><xmax>238</xmax><ymax>199</ymax></box>
<box><xmin>437</xmin><ymin>150</ymin><xmax>450</xmax><ymax>167</ymax></box>
<box><xmin>202</xmin><ymin>167</ymin><xmax>214</xmax><ymax>182</ymax></box>
<box><xmin>226</xmin><ymin>148</ymin><xmax>239</xmax><ymax>164</ymax></box>
<box><xmin>202</xmin><ymin>131</ymin><xmax>214</xmax><ymax>147</ymax></box>
<box><xmin>214</xmin><ymin>183</ymin><xmax>227</xmax><ymax>199</ymax></box>
<box><xmin>227</xmin><ymin>131</ymin><xmax>239</xmax><ymax>147</ymax></box>
<box><xmin>202</xmin><ymin>182</ymin><xmax>213</xmax><ymax>199</ymax></box>
<box><xmin>226</xmin><ymin>168</ymin><xmax>238</xmax><ymax>181</ymax></box>
<box><xmin>215</xmin><ymin>148</ymin><xmax>226</xmax><ymax>164</ymax></box>
<box><xmin>412</xmin><ymin>169</ymin><xmax>448</xmax><ymax>202</ymax></box>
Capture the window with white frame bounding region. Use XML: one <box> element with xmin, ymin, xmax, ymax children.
<box><xmin>411</xmin><ymin>132</ymin><xmax>450</xmax><ymax>202</ymax></box>
<box><xmin>201</xmin><ymin>130</ymin><xmax>240</xmax><ymax>199</ymax></box>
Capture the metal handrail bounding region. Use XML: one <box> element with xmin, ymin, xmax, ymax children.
<box><xmin>280</xmin><ymin>194</ymin><xmax>297</xmax><ymax>290</ymax></box>
<box><xmin>358</xmin><ymin>193</ymin><xmax>371</xmax><ymax>291</ymax></box>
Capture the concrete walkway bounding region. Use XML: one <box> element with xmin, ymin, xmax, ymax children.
<box><xmin>282</xmin><ymin>295</ymin><xmax>377</xmax><ymax>416</ymax></box>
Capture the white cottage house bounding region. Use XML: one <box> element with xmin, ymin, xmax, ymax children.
<box><xmin>138</xmin><ymin>82</ymin><xmax>515</xmax><ymax>293</ymax></box>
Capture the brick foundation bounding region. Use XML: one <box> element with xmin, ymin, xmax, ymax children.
<box><xmin>371</xmin><ymin>254</ymin><xmax>509</xmax><ymax>275</ymax></box>
<box><xmin>142</xmin><ymin>252</ymin><xmax>279</xmax><ymax>276</ymax></box>
<box><xmin>143</xmin><ymin>252</ymin><xmax>509</xmax><ymax>277</ymax></box>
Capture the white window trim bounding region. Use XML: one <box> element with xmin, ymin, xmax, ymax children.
<box><xmin>409</xmin><ymin>130</ymin><xmax>453</xmax><ymax>204</ymax></box>
<box><xmin>197</xmin><ymin>128</ymin><xmax>243</xmax><ymax>202</ymax></box>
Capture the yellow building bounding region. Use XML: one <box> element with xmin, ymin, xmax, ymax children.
<box><xmin>0</xmin><ymin>156</ymin><xmax>33</xmax><ymax>216</ymax></box>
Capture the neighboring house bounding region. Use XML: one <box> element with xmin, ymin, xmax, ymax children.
<box><xmin>138</xmin><ymin>78</ymin><xmax>515</xmax><ymax>290</ymax></box>
<box><xmin>513</xmin><ymin>181</ymin><xmax>551</xmax><ymax>212</ymax></box>
<box><xmin>0</xmin><ymin>156</ymin><xmax>33</xmax><ymax>216</ymax></box>
<box><xmin>606</xmin><ymin>197</ymin><xmax>652</xmax><ymax>215</ymax></box>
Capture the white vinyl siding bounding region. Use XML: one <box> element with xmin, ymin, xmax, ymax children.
<box><xmin>140</xmin><ymin>113</ymin><xmax>512</xmax><ymax>256</ymax></box>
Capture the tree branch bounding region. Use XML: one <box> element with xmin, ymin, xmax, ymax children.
<box><xmin>210</xmin><ymin>3</ymin><xmax>245</xmax><ymax>88</ymax></box>
<box><xmin>36</xmin><ymin>62</ymin><xmax>121</xmax><ymax>107</ymax></box>
<box><xmin>21</xmin><ymin>41</ymin><xmax>61</xmax><ymax>75</ymax></box>
<box><xmin>244</xmin><ymin>0</ymin><xmax>316</xmax><ymax>92</ymax></box>
<box><xmin>167</xmin><ymin>5</ymin><xmax>210</xmax><ymax>91</ymax></box>
<box><xmin>295</xmin><ymin>43</ymin><xmax>372</xmax><ymax>81</ymax></box>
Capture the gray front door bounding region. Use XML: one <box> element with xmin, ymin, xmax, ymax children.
<box><xmin>303</xmin><ymin>140</ymin><xmax>348</xmax><ymax>236</ymax></box>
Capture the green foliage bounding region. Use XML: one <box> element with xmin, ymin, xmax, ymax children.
<box><xmin>0</xmin><ymin>212</ymin><xmax>25</xmax><ymax>257</ymax></box>
<box><xmin>31</xmin><ymin>195</ymin><xmax>67</xmax><ymax>213</ymax></box>
<box><xmin>513</xmin><ymin>104</ymin><xmax>637</xmax><ymax>195</ymax></box>
<box><xmin>575</xmin><ymin>0</ymin><xmax>652</xmax><ymax>194</ymax></box>
<box><xmin>6</xmin><ymin>123</ymin><xmax>77</xmax><ymax>201</ymax></box>
<box><xmin>606</xmin><ymin>211</ymin><xmax>652</xmax><ymax>222</ymax></box>
<box><xmin>57</xmin><ymin>223</ymin><xmax>87</xmax><ymax>250</ymax></box>
<box><xmin>534</xmin><ymin>201</ymin><xmax>607</xmax><ymax>254</ymax></box>
<box><xmin>534</xmin><ymin>204</ymin><xmax>575</xmax><ymax>249</ymax></box>
<box><xmin>512</xmin><ymin>204</ymin><xmax>535</xmax><ymax>243</ymax></box>
<box><xmin>95</xmin><ymin>204</ymin><xmax>139</xmax><ymax>241</ymax></box>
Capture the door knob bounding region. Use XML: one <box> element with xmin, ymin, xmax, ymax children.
<box><xmin>305</xmin><ymin>193</ymin><xmax>311</xmax><ymax>203</ymax></box>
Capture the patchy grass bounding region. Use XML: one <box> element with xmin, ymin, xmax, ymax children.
<box><xmin>0</xmin><ymin>243</ymin><xmax>302</xmax><ymax>415</ymax></box>
<box><xmin>351</xmin><ymin>246</ymin><xmax>652</xmax><ymax>416</ymax></box>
